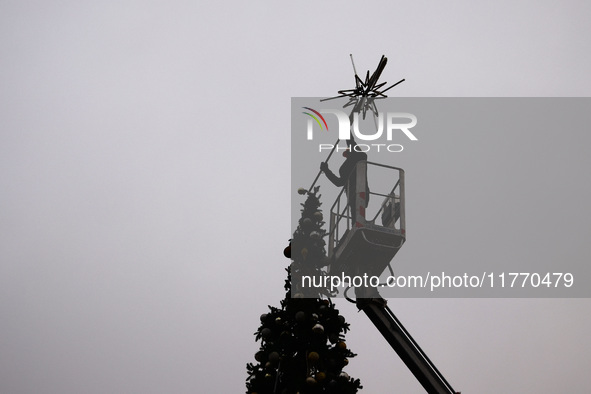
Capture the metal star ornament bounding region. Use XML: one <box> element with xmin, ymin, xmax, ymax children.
<box><xmin>321</xmin><ymin>55</ymin><xmax>405</xmax><ymax>120</ymax></box>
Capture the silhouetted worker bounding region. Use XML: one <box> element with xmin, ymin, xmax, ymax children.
<box><xmin>320</xmin><ymin>138</ymin><xmax>369</xmax><ymax>226</ymax></box>
<box><xmin>321</xmin><ymin>138</ymin><xmax>381</xmax><ymax>304</ymax></box>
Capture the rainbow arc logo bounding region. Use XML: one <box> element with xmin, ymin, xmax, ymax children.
<box><xmin>302</xmin><ymin>107</ymin><xmax>328</xmax><ymax>131</ymax></box>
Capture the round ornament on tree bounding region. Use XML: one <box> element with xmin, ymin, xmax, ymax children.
<box><xmin>312</xmin><ymin>324</ymin><xmax>325</xmax><ymax>334</ymax></box>
<box><xmin>302</xmin><ymin>218</ymin><xmax>313</xmax><ymax>229</ymax></box>
<box><xmin>268</xmin><ymin>351</ymin><xmax>280</xmax><ymax>364</ymax></box>
<box><xmin>307</xmin><ymin>351</ymin><xmax>320</xmax><ymax>363</ymax></box>
<box><xmin>295</xmin><ymin>311</ymin><xmax>306</xmax><ymax>322</ymax></box>
<box><xmin>310</xmin><ymin>231</ymin><xmax>321</xmax><ymax>239</ymax></box>
<box><xmin>261</xmin><ymin>328</ymin><xmax>272</xmax><ymax>339</ymax></box>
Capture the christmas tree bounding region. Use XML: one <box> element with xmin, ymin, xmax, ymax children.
<box><xmin>246</xmin><ymin>187</ymin><xmax>362</xmax><ymax>393</ymax></box>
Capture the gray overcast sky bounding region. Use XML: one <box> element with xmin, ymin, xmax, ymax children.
<box><xmin>1</xmin><ymin>1</ymin><xmax>590</xmax><ymax>393</ymax></box>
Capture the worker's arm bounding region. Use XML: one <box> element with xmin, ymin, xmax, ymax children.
<box><xmin>320</xmin><ymin>162</ymin><xmax>345</xmax><ymax>187</ymax></box>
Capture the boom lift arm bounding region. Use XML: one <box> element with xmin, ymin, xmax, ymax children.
<box><xmin>359</xmin><ymin>300</ymin><xmax>459</xmax><ymax>394</ymax></box>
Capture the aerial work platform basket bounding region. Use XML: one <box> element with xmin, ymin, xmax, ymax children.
<box><xmin>327</xmin><ymin>161</ymin><xmax>405</xmax><ymax>279</ymax></box>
